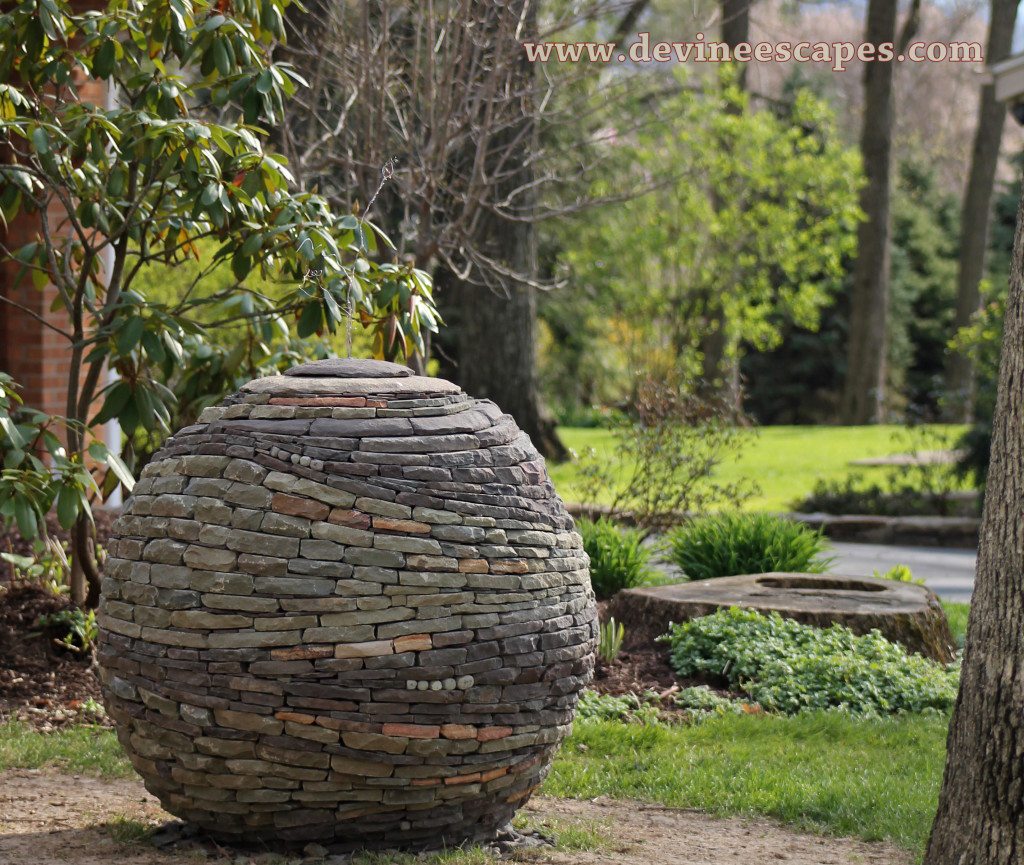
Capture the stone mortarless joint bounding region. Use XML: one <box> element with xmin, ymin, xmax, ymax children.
<box><xmin>97</xmin><ymin>359</ymin><xmax>596</xmax><ymax>848</ymax></box>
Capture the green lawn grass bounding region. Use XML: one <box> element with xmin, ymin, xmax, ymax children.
<box><xmin>0</xmin><ymin>722</ymin><xmax>131</xmax><ymax>778</ymax></box>
<box><xmin>547</xmin><ymin>712</ymin><xmax>948</xmax><ymax>852</ymax></box>
<box><xmin>941</xmin><ymin>601</ymin><xmax>970</xmax><ymax>647</ymax></box>
<box><xmin>549</xmin><ymin>424</ymin><xmax>967</xmax><ymax>512</ymax></box>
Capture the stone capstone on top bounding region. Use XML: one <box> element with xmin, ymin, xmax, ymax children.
<box><xmin>283</xmin><ymin>358</ymin><xmax>414</xmax><ymax>378</ymax></box>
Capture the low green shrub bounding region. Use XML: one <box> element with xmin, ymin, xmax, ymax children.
<box><xmin>664</xmin><ymin>513</ymin><xmax>832</xmax><ymax>580</ymax></box>
<box><xmin>796</xmin><ymin>474</ymin><xmax>972</xmax><ymax>518</ymax></box>
<box><xmin>577</xmin><ymin>517</ymin><xmax>652</xmax><ymax>599</ymax></box>
<box><xmin>662</xmin><ymin>608</ymin><xmax>959</xmax><ymax>716</ymax></box>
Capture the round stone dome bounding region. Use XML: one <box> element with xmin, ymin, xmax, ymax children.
<box><xmin>97</xmin><ymin>359</ymin><xmax>596</xmax><ymax>849</ymax></box>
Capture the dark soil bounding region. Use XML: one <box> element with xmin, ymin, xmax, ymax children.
<box><xmin>592</xmin><ymin>644</ymin><xmax>680</xmax><ymax>696</ymax></box>
<box><xmin>0</xmin><ymin>584</ymin><xmax>106</xmax><ymax>730</ymax></box>
<box><xmin>593</xmin><ymin>597</ymin><xmax>686</xmax><ymax>695</ymax></box>
<box><xmin>0</xmin><ymin>507</ymin><xmax>116</xmax><ymax>728</ymax></box>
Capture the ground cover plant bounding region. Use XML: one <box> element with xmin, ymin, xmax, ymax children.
<box><xmin>664</xmin><ymin>513</ymin><xmax>832</xmax><ymax>580</ymax></box>
<box><xmin>551</xmin><ymin>424</ymin><xmax>968</xmax><ymax>511</ymax></box>
<box><xmin>578</xmin><ymin>686</ymin><xmax>751</xmax><ymax>724</ymax></box>
<box><xmin>663</xmin><ymin>608</ymin><xmax>960</xmax><ymax>716</ymax></box>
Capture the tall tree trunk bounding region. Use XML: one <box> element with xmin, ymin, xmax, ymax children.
<box><xmin>699</xmin><ymin>0</ymin><xmax>749</xmax><ymax>408</ymax></box>
<box><xmin>841</xmin><ymin>0</ymin><xmax>899</xmax><ymax>424</ymax></box>
<box><xmin>441</xmin><ymin>269</ymin><xmax>564</xmax><ymax>461</ymax></box>
<box><xmin>720</xmin><ymin>0</ymin><xmax>750</xmax><ymax>88</ymax></box>
<box><xmin>944</xmin><ymin>0</ymin><xmax>1019</xmax><ymax>421</ymax></box>
<box><xmin>924</xmin><ymin>181</ymin><xmax>1024</xmax><ymax>865</ymax></box>
<box><xmin>435</xmin><ymin>0</ymin><xmax>566</xmax><ymax>461</ymax></box>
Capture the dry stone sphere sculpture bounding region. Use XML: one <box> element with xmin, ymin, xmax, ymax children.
<box><xmin>97</xmin><ymin>358</ymin><xmax>596</xmax><ymax>849</ymax></box>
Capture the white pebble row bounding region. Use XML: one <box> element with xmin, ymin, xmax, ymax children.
<box><xmin>405</xmin><ymin>675</ymin><xmax>475</xmax><ymax>691</ymax></box>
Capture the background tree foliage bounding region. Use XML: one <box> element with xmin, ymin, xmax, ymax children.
<box><xmin>543</xmin><ymin>73</ymin><xmax>862</xmax><ymax>415</ymax></box>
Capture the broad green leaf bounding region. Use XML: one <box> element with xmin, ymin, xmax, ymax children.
<box><xmin>296</xmin><ymin>301</ymin><xmax>322</xmax><ymax>337</ymax></box>
<box><xmin>0</xmin><ymin>414</ymin><xmax>25</xmax><ymax>449</ymax></box>
<box><xmin>31</xmin><ymin>126</ymin><xmax>49</xmax><ymax>155</ymax></box>
<box><xmin>116</xmin><ymin>316</ymin><xmax>145</xmax><ymax>356</ymax></box>
<box><xmin>13</xmin><ymin>496</ymin><xmax>37</xmax><ymax>540</ymax></box>
<box><xmin>55</xmin><ymin>484</ymin><xmax>79</xmax><ymax>529</ymax></box>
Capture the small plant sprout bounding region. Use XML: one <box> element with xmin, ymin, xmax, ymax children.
<box><xmin>1</xmin><ymin>537</ymin><xmax>70</xmax><ymax>596</ymax></box>
<box><xmin>597</xmin><ymin>617</ymin><xmax>626</xmax><ymax>665</ymax></box>
<box><xmin>38</xmin><ymin>608</ymin><xmax>99</xmax><ymax>655</ymax></box>
<box><xmin>874</xmin><ymin>564</ymin><xmax>925</xmax><ymax>586</ymax></box>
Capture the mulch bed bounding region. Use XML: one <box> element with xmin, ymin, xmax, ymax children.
<box><xmin>0</xmin><ymin>510</ymin><xmax>115</xmax><ymax>729</ymax></box>
<box><xmin>592</xmin><ymin>644</ymin><xmax>680</xmax><ymax>696</ymax></box>
<box><xmin>0</xmin><ymin>584</ymin><xmax>107</xmax><ymax>730</ymax></box>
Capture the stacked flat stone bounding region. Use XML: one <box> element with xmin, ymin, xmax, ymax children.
<box><xmin>97</xmin><ymin>358</ymin><xmax>596</xmax><ymax>849</ymax></box>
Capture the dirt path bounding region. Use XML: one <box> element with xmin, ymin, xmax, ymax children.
<box><xmin>0</xmin><ymin>768</ymin><xmax>913</xmax><ymax>865</ymax></box>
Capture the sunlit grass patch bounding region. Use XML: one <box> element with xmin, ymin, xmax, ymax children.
<box><xmin>0</xmin><ymin>721</ymin><xmax>131</xmax><ymax>778</ymax></box>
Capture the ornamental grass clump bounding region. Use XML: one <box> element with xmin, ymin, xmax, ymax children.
<box><xmin>662</xmin><ymin>608</ymin><xmax>959</xmax><ymax>716</ymax></box>
<box><xmin>665</xmin><ymin>512</ymin><xmax>832</xmax><ymax>580</ymax></box>
<box><xmin>578</xmin><ymin>517</ymin><xmax>652</xmax><ymax>599</ymax></box>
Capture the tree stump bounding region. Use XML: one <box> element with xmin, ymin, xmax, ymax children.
<box><xmin>607</xmin><ymin>573</ymin><xmax>956</xmax><ymax>663</ymax></box>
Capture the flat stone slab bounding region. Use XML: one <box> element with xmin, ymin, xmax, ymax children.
<box><xmin>242</xmin><ymin>374</ymin><xmax>461</xmax><ymax>396</ymax></box>
<box><xmin>607</xmin><ymin>572</ymin><xmax>957</xmax><ymax>663</ymax></box>
<box><xmin>284</xmin><ymin>358</ymin><xmax>413</xmax><ymax>378</ymax></box>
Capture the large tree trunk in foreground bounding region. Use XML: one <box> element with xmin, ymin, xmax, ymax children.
<box><xmin>924</xmin><ymin>187</ymin><xmax>1024</xmax><ymax>864</ymax></box>
<box><xmin>944</xmin><ymin>0</ymin><xmax>1019</xmax><ymax>420</ymax></box>
<box><xmin>841</xmin><ymin>0</ymin><xmax>899</xmax><ymax>424</ymax></box>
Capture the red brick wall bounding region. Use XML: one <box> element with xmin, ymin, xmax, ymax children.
<box><xmin>0</xmin><ymin>76</ymin><xmax>107</xmax><ymax>422</ymax></box>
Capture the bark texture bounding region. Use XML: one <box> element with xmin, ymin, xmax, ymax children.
<box><xmin>436</xmin><ymin>0</ymin><xmax>565</xmax><ymax>461</ymax></box>
<box><xmin>440</xmin><ymin>269</ymin><xmax>565</xmax><ymax>462</ymax></box>
<box><xmin>841</xmin><ymin>0</ymin><xmax>899</xmax><ymax>424</ymax></box>
<box><xmin>924</xmin><ymin>186</ymin><xmax>1024</xmax><ymax>864</ymax></box>
<box><xmin>699</xmin><ymin>0</ymin><xmax>750</xmax><ymax>406</ymax></box>
<box><xmin>944</xmin><ymin>0</ymin><xmax>1019</xmax><ymax>420</ymax></box>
